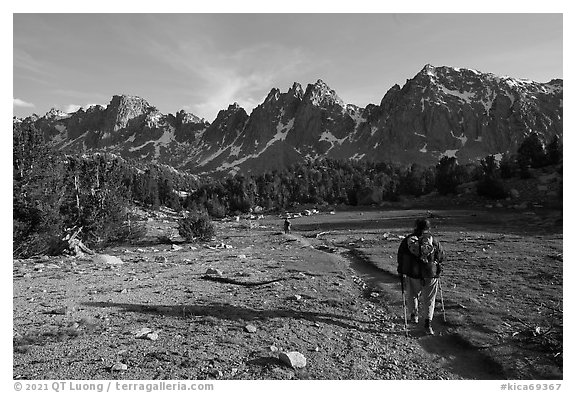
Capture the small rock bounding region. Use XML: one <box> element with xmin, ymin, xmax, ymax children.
<box><xmin>48</xmin><ymin>306</ymin><xmax>68</xmax><ymax>315</ymax></box>
<box><xmin>132</xmin><ymin>327</ymin><xmax>153</xmax><ymax>338</ymax></box>
<box><xmin>93</xmin><ymin>254</ymin><xmax>123</xmax><ymax>265</ymax></box>
<box><xmin>189</xmin><ymin>246</ymin><xmax>198</xmax><ymax>250</ymax></box>
<box><xmin>270</xmin><ymin>345</ymin><xmax>279</xmax><ymax>352</ymax></box>
<box><xmin>111</xmin><ymin>362</ymin><xmax>128</xmax><ymax>371</ymax></box>
<box><xmin>279</xmin><ymin>351</ymin><xmax>307</xmax><ymax>369</ymax></box>
<box><xmin>244</xmin><ymin>324</ymin><xmax>257</xmax><ymax>333</ymax></box>
<box><xmin>237</xmin><ymin>254</ymin><xmax>247</xmax><ymax>259</ymax></box>
<box><xmin>146</xmin><ymin>332</ymin><xmax>159</xmax><ymax>341</ymax></box>
<box><xmin>289</xmin><ymin>294</ymin><xmax>302</xmax><ymax>301</ymax></box>
<box><xmin>155</xmin><ymin>256</ymin><xmax>168</xmax><ymax>263</ymax></box>
<box><xmin>205</xmin><ymin>268</ymin><xmax>223</xmax><ymax>276</ymax></box>
<box><xmin>172</xmin><ymin>244</ymin><xmax>183</xmax><ymax>251</ymax></box>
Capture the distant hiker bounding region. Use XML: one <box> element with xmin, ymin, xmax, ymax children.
<box><xmin>283</xmin><ymin>217</ymin><xmax>292</xmax><ymax>234</ymax></box>
<box><xmin>397</xmin><ymin>218</ymin><xmax>444</xmax><ymax>335</ymax></box>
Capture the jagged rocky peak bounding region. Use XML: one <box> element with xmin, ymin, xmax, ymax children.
<box><xmin>264</xmin><ymin>88</ymin><xmax>281</xmax><ymax>103</ymax></box>
<box><xmin>288</xmin><ymin>82</ymin><xmax>304</xmax><ymax>99</ymax></box>
<box><xmin>380</xmin><ymin>84</ymin><xmax>402</xmax><ymax>107</ymax></box>
<box><xmin>227</xmin><ymin>102</ymin><xmax>244</xmax><ymax>112</ymax></box>
<box><xmin>44</xmin><ymin>108</ymin><xmax>70</xmax><ymax>119</ymax></box>
<box><xmin>212</xmin><ymin>102</ymin><xmax>248</xmax><ymax>124</ymax></box>
<box><xmin>176</xmin><ymin>109</ymin><xmax>204</xmax><ymax>125</ymax></box>
<box><xmin>303</xmin><ymin>79</ymin><xmax>344</xmax><ymax>107</ymax></box>
<box><xmin>105</xmin><ymin>94</ymin><xmax>153</xmax><ymax>132</ymax></box>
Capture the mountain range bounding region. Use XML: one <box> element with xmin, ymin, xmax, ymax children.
<box><xmin>14</xmin><ymin>64</ymin><xmax>563</xmax><ymax>175</ymax></box>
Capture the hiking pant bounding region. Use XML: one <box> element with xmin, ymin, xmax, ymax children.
<box><xmin>406</xmin><ymin>277</ymin><xmax>439</xmax><ymax>321</ymax></box>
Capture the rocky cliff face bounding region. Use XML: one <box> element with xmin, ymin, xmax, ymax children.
<box><xmin>15</xmin><ymin>65</ymin><xmax>562</xmax><ymax>175</ymax></box>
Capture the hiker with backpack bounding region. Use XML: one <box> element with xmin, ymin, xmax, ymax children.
<box><xmin>397</xmin><ymin>218</ymin><xmax>445</xmax><ymax>335</ymax></box>
<box><xmin>283</xmin><ymin>217</ymin><xmax>292</xmax><ymax>234</ymax></box>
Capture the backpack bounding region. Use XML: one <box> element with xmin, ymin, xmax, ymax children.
<box><xmin>399</xmin><ymin>232</ymin><xmax>440</xmax><ymax>278</ymax></box>
<box><xmin>407</xmin><ymin>233</ymin><xmax>435</xmax><ymax>261</ymax></box>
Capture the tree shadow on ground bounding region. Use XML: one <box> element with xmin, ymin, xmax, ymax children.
<box><xmin>81</xmin><ymin>301</ymin><xmax>383</xmax><ymax>334</ymax></box>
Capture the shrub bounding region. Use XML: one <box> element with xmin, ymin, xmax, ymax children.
<box><xmin>206</xmin><ymin>199</ymin><xmax>228</xmax><ymax>219</ymax></box>
<box><xmin>476</xmin><ymin>176</ymin><xmax>509</xmax><ymax>200</ymax></box>
<box><xmin>435</xmin><ymin>157</ymin><xmax>468</xmax><ymax>195</ymax></box>
<box><xmin>178</xmin><ymin>213</ymin><xmax>215</xmax><ymax>242</ymax></box>
<box><xmin>110</xmin><ymin>220</ymin><xmax>147</xmax><ymax>244</ymax></box>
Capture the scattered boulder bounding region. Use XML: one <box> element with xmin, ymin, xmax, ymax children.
<box><xmin>289</xmin><ymin>294</ymin><xmax>302</xmax><ymax>301</ymax></box>
<box><xmin>146</xmin><ymin>332</ymin><xmax>159</xmax><ymax>341</ymax></box>
<box><xmin>154</xmin><ymin>256</ymin><xmax>168</xmax><ymax>263</ymax></box>
<box><xmin>132</xmin><ymin>327</ymin><xmax>153</xmax><ymax>337</ymax></box>
<box><xmin>279</xmin><ymin>351</ymin><xmax>307</xmax><ymax>369</ymax></box>
<box><xmin>111</xmin><ymin>362</ymin><xmax>128</xmax><ymax>371</ymax></box>
<box><xmin>510</xmin><ymin>189</ymin><xmax>520</xmax><ymax>198</ymax></box>
<box><xmin>47</xmin><ymin>306</ymin><xmax>69</xmax><ymax>315</ymax></box>
<box><xmin>132</xmin><ymin>327</ymin><xmax>159</xmax><ymax>340</ymax></box>
<box><xmin>171</xmin><ymin>244</ymin><xmax>183</xmax><ymax>251</ymax></box>
<box><xmin>206</xmin><ymin>268</ymin><xmax>223</xmax><ymax>276</ymax></box>
<box><xmin>93</xmin><ymin>254</ymin><xmax>123</xmax><ymax>265</ymax></box>
<box><xmin>244</xmin><ymin>324</ymin><xmax>257</xmax><ymax>333</ymax></box>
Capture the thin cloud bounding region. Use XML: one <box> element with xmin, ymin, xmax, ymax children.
<box><xmin>14</xmin><ymin>49</ymin><xmax>51</xmax><ymax>76</ymax></box>
<box><xmin>13</xmin><ymin>98</ymin><xmax>35</xmax><ymax>108</ymax></box>
<box><xmin>144</xmin><ymin>38</ymin><xmax>311</xmax><ymax>120</ymax></box>
<box><xmin>62</xmin><ymin>103</ymin><xmax>103</xmax><ymax>113</ymax></box>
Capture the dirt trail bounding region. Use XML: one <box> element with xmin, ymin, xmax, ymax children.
<box><xmin>290</xmin><ymin>231</ymin><xmax>506</xmax><ymax>380</ymax></box>
<box><xmin>341</xmin><ymin>247</ymin><xmax>506</xmax><ymax>379</ymax></box>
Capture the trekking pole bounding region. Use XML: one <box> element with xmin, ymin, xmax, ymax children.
<box><xmin>439</xmin><ymin>278</ymin><xmax>446</xmax><ymax>323</ymax></box>
<box><xmin>400</xmin><ymin>274</ymin><xmax>408</xmax><ymax>337</ymax></box>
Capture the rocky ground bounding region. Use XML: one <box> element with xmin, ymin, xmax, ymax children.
<box><xmin>13</xmin><ymin>207</ymin><xmax>563</xmax><ymax>380</ymax></box>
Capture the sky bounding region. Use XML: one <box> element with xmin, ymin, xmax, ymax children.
<box><xmin>13</xmin><ymin>13</ymin><xmax>563</xmax><ymax>122</ymax></box>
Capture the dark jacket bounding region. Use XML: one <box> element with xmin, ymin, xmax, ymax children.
<box><xmin>397</xmin><ymin>232</ymin><xmax>444</xmax><ymax>279</ymax></box>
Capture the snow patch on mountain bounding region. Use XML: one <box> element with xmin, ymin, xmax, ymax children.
<box><xmin>439</xmin><ymin>85</ymin><xmax>475</xmax><ymax>103</ymax></box>
<box><xmin>154</xmin><ymin>126</ymin><xmax>176</xmax><ymax>159</ymax></box>
<box><xmin>319</xmin><ymin>131</ymin><xmax>347</xmax><ymax>145</ymax></box>
<box><xmin>229</xmin><ymin>145</ymin><xmax>241</xmax><ymax>157</ymax></box>
<box><xmin>441</xmin><ymin>149</ymin><xmax>459</xmax><ymax>158</ymax></box>
<box><xmin>129</xmin><ymin>140</ymin><xmax>154</xmax><ymax>153</ymax></box>
<box><xmin>215</xmin><ymin>118</ymin><xmax>295</xmax><ymax>171</ymax></box>
<box><xmin>275</xmin><ymin>118</ymin><xmax>294</xmax><ymax>141</ymax></box>
<box><xmin>451</xmin><ymin>131</ymin><xmax>468</xmax><ymax>146</ymax></box>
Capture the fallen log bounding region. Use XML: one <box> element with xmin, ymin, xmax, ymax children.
<box><xmin>200</xmin><ymin>275</ymin><xmax>286</xmax><ymax>287</ymax></box>
<box><xmin>49</xmin><ymin>227</ymin><xmax>94</xmax><ymax>256</ymax></box>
